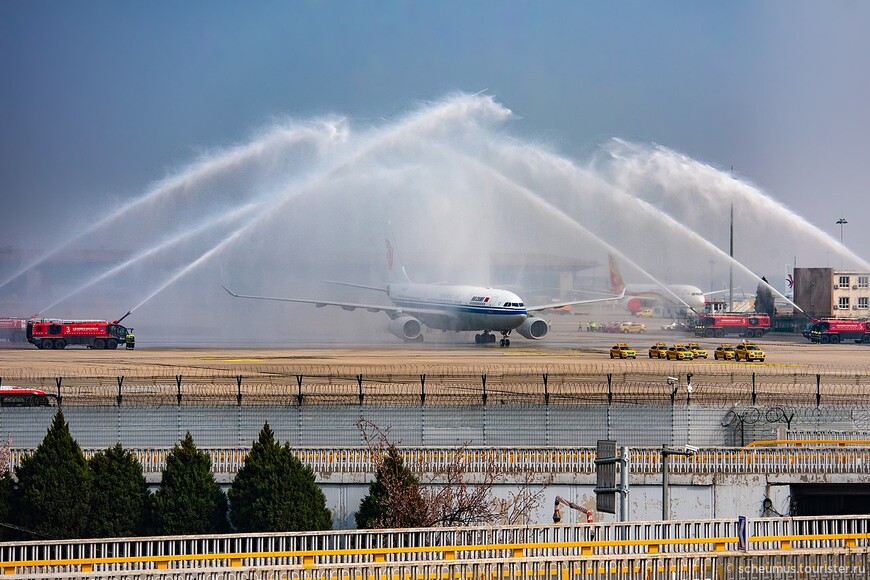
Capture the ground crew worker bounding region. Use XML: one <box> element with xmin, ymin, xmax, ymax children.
<box><xmin>126</xmin><ymin>330</ymin><xmax>135</xmax><ymax>350</ymax></box>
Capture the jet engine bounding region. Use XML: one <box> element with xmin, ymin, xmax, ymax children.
<box><xmin>626</xmin><ymin>297</ymin><xmax>642</xmax><ymax>314</ymax></box>
<box><xmin>516</xmin><ymin>316</ymin><xmax>549</xmax><ymax>340</ymax></box>
<box><xmin>388</xmin><ymin>316</ymin><xmax>423</xmax><ymax>341</ymax></box>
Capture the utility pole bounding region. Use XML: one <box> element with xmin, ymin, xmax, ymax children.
<box><xmin>729</xmin><ymin>204</ymin><xmax>734</xmax><ymax>313</ymax></box>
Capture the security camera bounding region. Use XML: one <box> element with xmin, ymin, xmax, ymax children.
<box><xmin>667</xmin><ymin>377</ymin><xmax>678</xmax><ymax>384</ymax></box>
<box><xmin>684</xmin><ymin>444</ymin><xmax>700</xmax><ymax>454</ymax></box>
<box><xmin>686</xmin><ymin>384</ymin><xmax>693</xmax><ymax>393</ymax></box>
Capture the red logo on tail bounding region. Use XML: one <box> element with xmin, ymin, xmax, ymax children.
<box><xmin>385</xmin><ymin>239</ymin><xmax>394</xmax><ymax>270</ymax></box>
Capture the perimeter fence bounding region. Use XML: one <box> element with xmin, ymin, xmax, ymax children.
<box><xmin>2</xmin><ymin>366</ymin><xmax>870</xmax><ymax>408</ymax></box>
<box><xmin>2</xmin><ymin>369</ymin><xmax>870</xmax><ymax>448</ymax></box>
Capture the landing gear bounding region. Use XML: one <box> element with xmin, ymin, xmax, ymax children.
<box><xmin>474</xmin><ymin>330</ymin><xmax>512</xmax><ymax>347</ymax></box>
<box><xmin>475</xmin><ymin>331</ymin><xmax>496</xmax><ymax>345</ymax></box>
<box><xmin>498</xmin><ymin>330</ymin><xmax>511</xmax><ymax>348</ymax></box>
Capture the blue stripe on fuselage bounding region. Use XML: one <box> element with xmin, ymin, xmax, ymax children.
<box><xmin>391</xmin><ymin>298</ymin><xmax>527</xmax><ymax>317</ymax></box>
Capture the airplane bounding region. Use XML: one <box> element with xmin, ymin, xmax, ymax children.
<box><xmin>223</xmin><ymin>232</ymin><xmax>623</xmax><ymax>347</ymax></box>
<box><xmin>608</xmin><ymin>255</ymin><xmax>707</xmax><ymax>314</ymax></box>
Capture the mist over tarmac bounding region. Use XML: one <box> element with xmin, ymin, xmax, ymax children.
<box><xmin>1</xmin><ymin>94</ymin><xmax>865</xmax><ymax>346</ymax></box>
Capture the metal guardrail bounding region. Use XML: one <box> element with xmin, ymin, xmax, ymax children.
<box><xmin>10</xmin><ymin>445</ymin><xmax>870</xmax><ymax>477</ymax></box>
<box><xmin>1</xmin><ymin>516</ymin><xmax>869</xmax><ymax>577</ymax></box>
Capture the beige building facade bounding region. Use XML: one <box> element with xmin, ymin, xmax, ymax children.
<box><xmin>794</xmin><ymin>267</ymin><xmax>870</xmax><ymax>318</ymax></box>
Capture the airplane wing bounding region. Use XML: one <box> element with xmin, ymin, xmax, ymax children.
<box><xmin>704</xmin><ymin>288</ymin><xmax>740</xmax><ymax>297</ymax></box>
<box><xmin>222</xmin><ymin>286</ymin><xmax>452</xmax><ymax>319</ymax></box>
<box><xmin>526</xmin><ymin>290</ymin><xmax>625</xmax><ymax>312</ymax></box>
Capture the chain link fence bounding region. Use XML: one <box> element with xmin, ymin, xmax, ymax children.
<box><xmin>2</xmin><ymin>368</ymin><xmax>869</xmax><ymax>449</ymax></box>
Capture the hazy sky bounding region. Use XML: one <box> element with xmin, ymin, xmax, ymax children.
<box><xmin>2</xmin><ymin>1</ymin><xmax>869</xmax><ymax>254</ymax></box>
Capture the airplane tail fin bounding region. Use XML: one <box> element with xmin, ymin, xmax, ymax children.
<box><xmin>385</xmin><ymin>223</ymin><xmax>412</xmax><ymax>284</ymax></box>
<box><xmin>608</xmin><ymin>254</ymin><xmax>626</xmax><ymax>294</ymax></box>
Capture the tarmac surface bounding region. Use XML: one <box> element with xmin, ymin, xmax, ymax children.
<box><xmin>1</xmin><ymin>315</ymin><xmax>867</xmax><ymax>378</ymax></box>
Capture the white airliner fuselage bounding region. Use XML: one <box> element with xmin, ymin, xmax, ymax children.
<box><xmin>388</xmin><ymin>283</ymin><xmax>528</xmax><ymax>332</ymax></box>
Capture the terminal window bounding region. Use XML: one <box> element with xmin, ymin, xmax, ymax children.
<box><xmin>838</xmin><ymin>275</ymin><xmax>850</xmax><ymax>287</ymax></box>
<box><xmin>859</xmin><ymin>276</ymin><xmax>869</xmax><ymax>288</ymax></box>
<box><xmin>838</xmin><ymin>297</ymin><xmax>850</xmax><ymax>310</ymax></box>
<box><xmin>860</xmin><ymin>297</ymin><xmax>869</xmax><ymax>309</ymax></box>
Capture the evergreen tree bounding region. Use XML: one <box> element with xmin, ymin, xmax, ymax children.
<box><xmin>0</xmin><ymin>471</ymin><xmax>14</xmax><ymax>541</ymax></box>
<box><xmin>355</xmin><ymin>445</ymin><xmax>426</xmax><ymax>529</ymax></box>
<box><xmin>150</xmin><ymin>432</ymin><xmax>228</xmax><ymax>535</ymax></box>
<box><xmin>88</xmin><ymin>443</ymin><xmax>150</xmax><ymax>538</ymax></box>
<box><xmin>228</xmin><ymin>422</ymin><xmax>331</xmax><ymax>532</ymax></box>
<box><xmin>13</xmin><ymin>410</ymin><xmax>92</xmax><ymax>539</ymax></box>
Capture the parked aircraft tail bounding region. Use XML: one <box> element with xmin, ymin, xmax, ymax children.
<box><xmin>608</xmin><ymin>254</ymin><xmax>626</xmax><ymax>294</ymax></box>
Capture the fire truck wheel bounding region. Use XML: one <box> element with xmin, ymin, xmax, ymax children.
<box><xmin>830</xmin><ymin>335</ymin><xmax>840</xmax><ymax>344</ymax></box>
<box><xmin>54</xmin><ymin>339</ymin><xmax>66</xmax><ymax>350</ymax></box>
<box><xmin>107</xmin><ymin>339</ymin><xmax>118</xmax><ymax>349</ymax></box>
<box><xmin>716</xmin><ymin>329</ymin><xmax>725</xmax><ymax>338</ymax></box>
<box><xmin>39</xmin><ymin>340</ymin><xmax>53</xmax><ymax>349</ymax></box>
<box><xmin>820</xmin><ymin>335</ymin><xmax>830</xmax><ymax>344</ymax></box>
<box><xmin>93</xmin><ymin>338</ymin><xmax>106</xmax><ymax>349</ymax></box>
<box><xmin>863</xmin><ymin>335</ymin><xmax>870</xmax><ymax>343</ymax></box>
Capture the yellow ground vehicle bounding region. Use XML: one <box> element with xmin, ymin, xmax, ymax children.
<box><xmin>610</xmin><ymin>343</ymin><xmax>637</xmax><ymax>359</ymax></box>
<box><xmin>686</xmin><ymin>342</ymin><xmax>707</xmax><ymax>358</ymax></box>
<box><xmin>714</xmin><ymin>344</ymin><xmax>736</xmax><ymax>360</ymax></box>
<box><xmin>619</xmin><ymin>321</ymin><xmax>646</xmax><ymax>334</ymax></box>
<box><xmin>666</xmin><ymin>344</ymin><xmax>694</xmax><ymax>361</ymax></box>
<box><xmin>649</xmin><ymin>342</ymin><xmax>668</xmax><ymax>358</ymax></box>
<box><xmin>735</xmin><ymin>341</ymin><xmax>765</xmax><ymax>362</ymax></box>
<box><xmin>635</xmin><ymin>308</ymin><xmax>654</xmax><ymax>318</ymax></box>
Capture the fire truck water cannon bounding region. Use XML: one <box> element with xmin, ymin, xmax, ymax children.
<box><xmin>553</xmin><ymin>496</ymin><xmax>593</xmax><ymax>523</ymax></box>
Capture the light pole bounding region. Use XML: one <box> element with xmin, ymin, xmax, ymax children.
<box><xmin>837</xmin><ymin>218</ymin><xmax>848</xmax><ymax>244</ymax></box>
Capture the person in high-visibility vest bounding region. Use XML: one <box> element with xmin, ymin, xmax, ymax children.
<box><xmin>125</xmin><ymin>330</ymin><xmax>135</xmax><ymax>350</ymax></box>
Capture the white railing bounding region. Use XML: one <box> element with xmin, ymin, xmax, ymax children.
<box><xmin>12</xmin><ymin>445</ymin><xmax>870</xmax><ymax>477</ymax></box>
<box><xmin>1</xmin><ymin>516</ymin><xmax>869</xmax><ymax>577</ymax></box>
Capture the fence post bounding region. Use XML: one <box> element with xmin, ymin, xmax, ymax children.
<box><xmin>481</xmin><ymin>374</ymin><xmax>487</xmax><ymax>405</ymax></box>
<box><xmin>420</xmin><ymin>374</ymin><xmax>426</xmax><ymax>405</ymax></box>
<box><xmin>357</xmin><ymin>374</ymin><xmax>364</xmax><ymax>405</ymax></box>
<box><xmin>296</xmin><ymin>375</ymin><xmax>304</xmax><ymax>406</ymax></box>
<box><xmin>176</xmin><ymin>375</ymin><xmax>183</xmax><ymax>406</ymax></box>
<box><xmin>117</xmin><ymin>376</ymin><xmax>124</xmax><ymax>406</ymax></box>
<box><xmin>816</xmin><ymin>374</ymin><xmax>821</xmax><ymax>407</ymax></box>
<box><xmin>55</xmin><ymin>377</ymin><xmax>62</xmax><ymax>406</ymax></box>
<box><xmin>543</xmin><ymin>373</ymin><xmax>549</xmax><ymax>405</ymax></box>
<box><xmin>751</xmin><ymin>373</ymin><xmax>757</xmax><ymax>406</ymax></box>
<box><xmin>236</xmin><ymin>375</ymin><xmax>243</xmax><ymax>406</ymax></box>
<box><xmin>607</xmin><ymin>373</ymin><xmax>613</xmax><ymax>405</ymax></box>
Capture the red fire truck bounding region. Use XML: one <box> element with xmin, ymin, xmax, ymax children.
<box><xmin>27</xmin><ymin>317</ymin><xmax>131</xmax><ymax>350</ymax></box>
<box><xmin>0</xmin><ymin>386</ymin><xmax>57</xmax><ymax>407</ymax></box>
<box><xmin>808</xmin><ymin>319</ymin><xmax>870</xmax><ymax>344</ymax></box>
<box><xmin>0</xmin><ymin>318</ymin><xmax>27</xmax><ymax>343</ymax></box>
<box><xmin>694</xmin><ymin>313</ymin><xmax>771</xmax><ymax>338</ymax></box>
